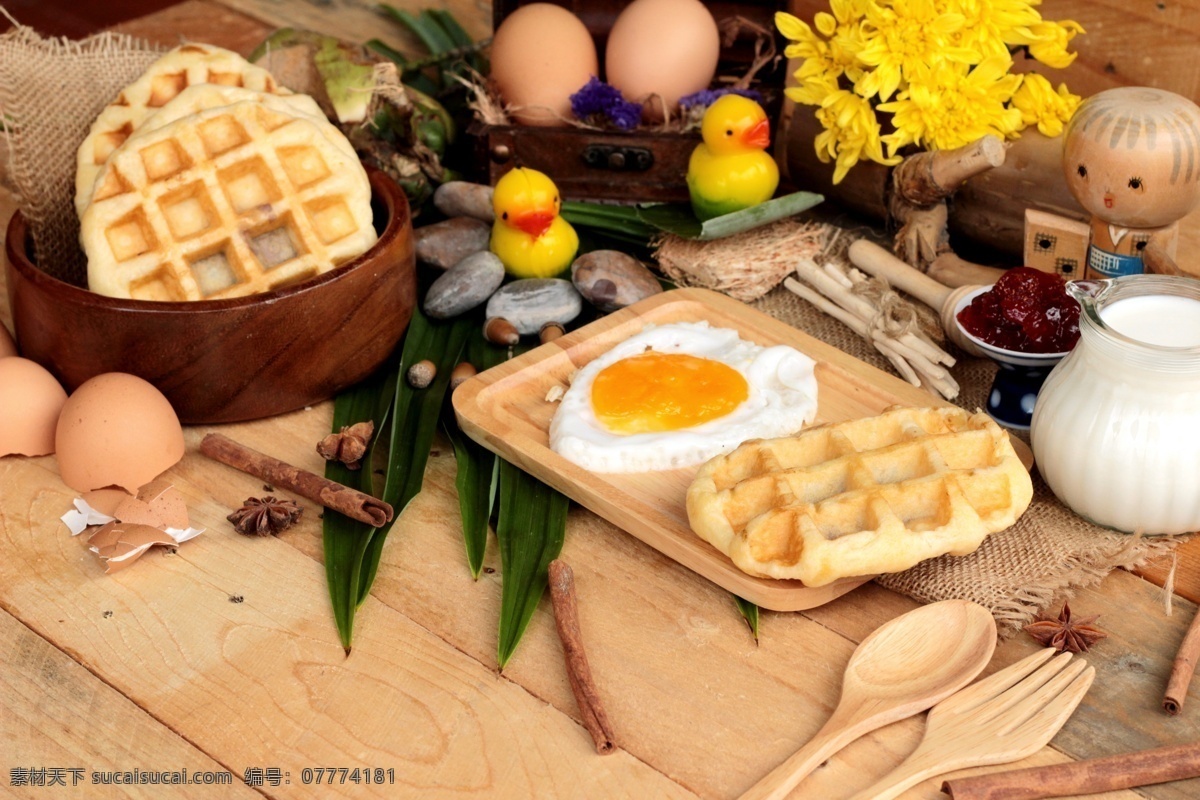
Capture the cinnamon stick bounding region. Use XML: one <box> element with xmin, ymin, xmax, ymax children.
<box><xmin>941</xmin><ymin>742</ymin><xmax>1200</xmax><ymax>800</ymax></box>
<box><xmin>199</xmin><ymin>433</ymin><xmax>393</xmax><ymax>528</ymax></box>
<box><xmin>547</xmin><ymin>559</ymin><xmax>616</xmax><ymax>755</ymax></box>
<box><xmin>1163</xmin><ymin>605</ymin><xmax>1200</xmax><ymax>715</ymax></box>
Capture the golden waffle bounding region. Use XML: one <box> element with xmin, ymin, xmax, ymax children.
<box><xmin>81</xmin><ymin>100</ymin><xmax>377</xmax><ymax>301</ymax></box>
<box><xmin>130</xmin><ymin>85</ymin><xmax>357</xmax><ymax>164</ymax></box>
<box><xmin>76</xmin><ymin>44</ymin><xmax>289</xmax><ymax>217</ymax></box>
<box><xmin>687</xmin><ymin>407</ymin><xmax>1033</xmax><ymax>587</ymax></box>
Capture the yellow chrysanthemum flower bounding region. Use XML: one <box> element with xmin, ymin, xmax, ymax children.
<box><xmin>813</xmin><ymin>0</ymin><xmax>871</xmax><ymax>83</ymax></box>
<box><xmin>879</xmin><ymin>57</ymin><xmax>1023</xmax><ymax>153</ymax></box>
<box><xmin>776</xmin><ymin>9</ymin><xmax>866</xmax><ymax>85</ymax></box>
<box><xmin>855</xmin><ymin>0</ymin><xmax>979</xmax><ymax>101</ymax></box>
<box><xmin>799</xmin><ymin>75</ymin><xmax>901</xmax><ymax>184</ymax></box>
<box><xmin>1024</xmin><ymin>19</ymin><xmax>1085</xmax><ymax>69</ymax></box>
<box><xmin>1011</xmin><ymin>72</ymin><xmax>1081</xmax><ymax>137</ymax></box>
<box><xmin>948</xmin><ymin>0</ymin><xmax>1043</xmax><ymax>60</ymax></box>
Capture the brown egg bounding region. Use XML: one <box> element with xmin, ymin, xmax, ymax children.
<box><xmin>605</xmin><ymin>0</ymin><xmax>720</xmax><ymax>122</ymax></box>
<box><xmin>0</xmin><ymin>358</ymin><xmax>68</xmax><ymax>457</ymax></box>
<box><xmin>0</xmin><ymin>323</ymin><xmax>16</xmax><ymax>358</ymax></box>
<box><xmin>491</xmin><ymin>3</ymin><xmax>598</xmax><ymax>126</ymax></box>
<box><xmin>55</xmin><ymin>373</ymin><xmax>185</xmax><ymax>493</ymax></box>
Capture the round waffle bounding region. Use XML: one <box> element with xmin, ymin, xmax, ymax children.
<box><xmin>75</xmin><ymin>43</ymin><xmax>290</xmax><ymax>217</ymax></box>
<box><xmin>686</xmin><ymin>407</ymin><xmax>1034</xmax><ymax>587</ymax></box>
<box><xmin>128</xmin><ymin>85</ymin><xmax>357</xmax><ymax>164</ymax></box>
<box><xmin>81</xmin><ymin>100</ymin><xmax>377</xmax><ymax>301</ymax></box>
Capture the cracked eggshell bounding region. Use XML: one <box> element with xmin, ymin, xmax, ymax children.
<box><xmin>0</xmin><ymin>357</ymin><xmax>69</xmax><ymax>456</ymax></box>
<box><xmin>55</xmin><ymin>373</ymin><xmax>185</xmax><ymax>493</ymax></box>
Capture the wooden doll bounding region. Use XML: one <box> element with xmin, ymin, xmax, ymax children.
<box><xmin>1063</xmin><ymin>87</ymin><xmax>1200</xmax><ymax>278</ymax></box>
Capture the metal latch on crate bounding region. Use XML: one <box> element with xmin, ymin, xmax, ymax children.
<box><xmin>582</xmin><ymin>145</ymin><xmax>654</xmax><ymax>171</ymax></box>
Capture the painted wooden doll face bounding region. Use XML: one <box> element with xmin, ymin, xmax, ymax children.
<box><xmin>1063</xmin><ymin>88</ymin><xmax>1200</xmax><ymax>229</ymax></box>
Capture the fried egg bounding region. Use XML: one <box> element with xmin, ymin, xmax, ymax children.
<box><xmin>549</xmin><ymin>322</ymin><xmax>818</xmax><ymax>472</ymax></box>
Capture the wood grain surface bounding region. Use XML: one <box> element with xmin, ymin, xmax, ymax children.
<box><xmin>1</xmin><ymin>2</ymin><xmax>1199</xmax><ymax>798</ymax></box>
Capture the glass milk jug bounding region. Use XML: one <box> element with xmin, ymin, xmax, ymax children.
<box><xmin>1030</xmin><ymin>275</ymin><xmax>1200</xmax><ymax>534</ymax></box>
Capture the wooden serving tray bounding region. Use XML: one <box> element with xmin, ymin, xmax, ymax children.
<box><xmin>454</xmin><ymin>288</ymin><xmax>1031</xmax><ymax>611</ymax></box>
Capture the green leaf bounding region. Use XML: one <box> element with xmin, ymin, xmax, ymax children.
<box><xmin>441</xmin><ymin>331</ymin><xmax>510</xmax><ymax>578</ymax></box>
<box><xmin>560</xmin><ymin>201</ymin><xmax>659</xmax><ymax>246</ymax></box>
<box><xmin>734</xmin><ymin>596</ymin><xmax>761</xmax><ymax>643</ymax></box>
<box><xmin>636</xmin><ymin>191</ymin><xmax>825</xmax><ymax>241</ymax></box>
<box><xmin>496</xmin><ymin>460</ymin><xmax>569</xmax><ymax>668</ymax></box>
<box><xmin>355</xmin><ymin>307</ymin><xmax>473</xmax><ymax>606</ymax></box>
<box><xmin>323</xmin><ymin>366</ymin><xmax>396</xmax><ymax>653</ymax></box>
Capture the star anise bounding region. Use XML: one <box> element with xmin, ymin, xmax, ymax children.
<box><xmin>1024</xmin><ymin>601</ymin><xmax>1108</xmax><ymax>653</ymax></box>
<box><xmin>227</xmin><ymin>496</ymin><xmax>303</xmax><ymax>536</ymax></box>
<box><xmin>317</xmin><ymin>421</ymin><xmax>374</xmax><ymax>470</ymax></box>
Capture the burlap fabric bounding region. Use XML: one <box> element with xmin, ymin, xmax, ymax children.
<box><xmin>0</xmin><ymin>21</ymin><xmax>1184</xmax><ymax>637</ymax></box>
<box><xmin>756</xmin><ymin>282</ymin><xmax>1187</xmax><ymax>637</ymax></box>
<box><xmin>0</xmin><ymin>21</ymin><xmax>162</xmax><ymax>285</ymax></box>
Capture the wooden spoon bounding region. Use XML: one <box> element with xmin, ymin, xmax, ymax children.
<box><xmin>739</xmin><ymin>600</ymin><xmax>997</xmax><ymax>800</ymax></box>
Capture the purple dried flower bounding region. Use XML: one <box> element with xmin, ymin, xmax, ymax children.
<box><xmin>570</xmin><ymin>76</ymin><xmax>644</xmax><ymax>130</ymax></box>
<box><xmin>679</xmin><ymin>87</ymin><xmax>766</xmax><ymax>110</ymax></box>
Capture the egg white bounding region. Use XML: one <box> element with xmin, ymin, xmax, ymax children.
<box><xmin>549</xmin><ymin>322</ymin><xmax>819</xmax><ymax>472</ymax></box>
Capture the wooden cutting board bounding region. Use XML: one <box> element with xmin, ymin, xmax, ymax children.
<box><xmin>454</xmin><ymin>287</ymin><xmax>1034</xmax><ymax>610</ymax></box>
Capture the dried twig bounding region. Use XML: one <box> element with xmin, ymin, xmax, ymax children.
<box><xmin>548</xmin><ymin>560</ymin><xmax>616</xmax><ymax>755</ymax></box>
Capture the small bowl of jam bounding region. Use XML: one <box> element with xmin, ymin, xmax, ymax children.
<box><xmin>954</xmin><ymin>267</ymin><xmax>1081</xmax><ymax>430</ymax></box>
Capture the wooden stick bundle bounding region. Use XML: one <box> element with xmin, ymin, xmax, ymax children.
<box><xmin>941</xmin><ymin>741</ymin><xmax>1200</xmax><ymax>799</ymax></box>
<box><xmin>785</xmin><ymin>258</ymin><xmax>960</xmax><ymax>400</ymax></box>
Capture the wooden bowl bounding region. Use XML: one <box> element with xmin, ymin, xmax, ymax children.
<box><xmin>5</xmin><ymin>168</ymin><xmax>415</xmax><ymax>424</ymax></box>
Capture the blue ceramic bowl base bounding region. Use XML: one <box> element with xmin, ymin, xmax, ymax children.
<box><xmin>986</xmin><ymin>361</ymin><xmax>1055</xmax><ymax>430</ymax></box>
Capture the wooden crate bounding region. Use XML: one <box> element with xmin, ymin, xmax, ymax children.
<box><xmin>470</xmin><ymin>0</ymin><xmax>787</xmax><ymax>202</ymax></box>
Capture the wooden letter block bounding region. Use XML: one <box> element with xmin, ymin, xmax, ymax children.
<box><xmin>1024</xmin><ymin>209</ymin><xmax>1089</xmax><ymax>278</ymax></box>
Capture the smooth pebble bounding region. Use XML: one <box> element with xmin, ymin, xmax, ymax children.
<box><xmin>433</xmin><ymin>181</ymin><xmax>495</xmax><ymax>222</ymax></box>
<box><xmin>424</xmin><ymin>251</ymin><xmax>505</xmax><ymax>318</ymax></box>
<box><xmin>414</xmin><ymin>217</ymin><xmax>491</xmax><ymax>269</ymax></box>
<box><xmin>571</xmin><ymin>250</ymin><xmax>662</xmax><ymax>312</ymax></box>
<box><xmin>486</xmin><ymin>279</ymin><xmax>582</xmax><ymax>335</ymax></box>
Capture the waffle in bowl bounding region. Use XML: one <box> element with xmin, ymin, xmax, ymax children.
<box><xmin>75</xmin><ymin>43</ymin><xmax>289</xmax><ymax>217</ymax></box>
<box><xmin>127</xmin><ymin>84</ymin><xmax>357</xmax><ymax>164</ymax></box>
<box><xmin>80</xmin><ymin>100</ymin><xmax>377</xmax><ymax>301</ymax></box>
<box><xmin>687</xmin><ymin>407</ymin><xmax>1033</xmax><ymax>587</ymax></box>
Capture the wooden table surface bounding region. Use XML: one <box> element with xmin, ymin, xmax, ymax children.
<box><xmin>3</xmin><ymin>2</ymin><xmax>1200</xmax><ymax>799</ymax></box>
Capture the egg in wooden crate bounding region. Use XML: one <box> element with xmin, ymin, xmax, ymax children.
<box><xmin>605</xmin><ymin>0</ymin><xmax>721</xmax><ymax>122</ymax></box>
<box><xmin>490</xmin><ymin>3</ymin><xmax>599</xmax><ymax>126</ymax></box>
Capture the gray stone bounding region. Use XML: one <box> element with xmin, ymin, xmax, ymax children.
<box><xmin>571</xmin><ymin>250</ymin><xmax>663</xmax><ymax>312</ymax></box>
<box><xmin>433</xmin><ymin>181</ymin><xmax>495</xmax><ymax>222</ymax></box>
<box><xmin>485</xmin><ymin>279</ymin><xmax>582</xmax><ymax>335</ymax></box>
<box><xmin>414</xmin><ymin>217</ymin><xmax>491</xmax><ymax>269</ymax></box>
<box><xmin>424</xmin><ymin>251</ymin><xmax>506</xmax><ymax>318</ymax></box>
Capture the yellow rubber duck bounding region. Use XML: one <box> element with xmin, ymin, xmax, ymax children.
<box><xmin>489</xmin><ymin>167</ymin><xmax>579</xmax><ymax>278</ymax></box>
<box><xmin>687</xmin><ymin>94</ymin><xmax>780</xmax><ymax>221</ymax></box>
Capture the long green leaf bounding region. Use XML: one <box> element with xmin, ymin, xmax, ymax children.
<box><xmin>496</xmin><ymin>460</ymin><xmax>569</xmax><ymax>668</ymax></box>
<box><xmin>734</xmin><ymin>596</ymin><xmax>761</xmax><ymax>643</ymax></box>
<box><xmin>442</xmin><ymin>332</ymin><xmax>510</xmax><ymax>578</ymax></box>
<box><xmin>355</xmin><ymin>308</ymin><xmax>472</xmax><ymax>605</ymax></box>
<box><xmin>636</xmin><ymin>191</ymin><xmax>825</xmax><ymax>240</ymax></box>
<box><xmin>323</xmin><ymin>366</ymin><xmax>396</xmax><ymax>653</ymax></box>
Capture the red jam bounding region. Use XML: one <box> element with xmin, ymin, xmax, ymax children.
<box><xmin>957</xmin><ymin>267</ymin><xmax>1080</xmax><ymax>354</ymax></box>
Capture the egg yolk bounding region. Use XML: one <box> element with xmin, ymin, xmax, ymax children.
<box><xmin>590</xmin><ymin>352</ymin><xmax>749</xmax><ymax>434</ymax></box>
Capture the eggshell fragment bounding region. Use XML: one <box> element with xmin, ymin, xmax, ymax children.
<box><xmin>56</xmin><ymin>373</ymin><xmax>185</xmax><ymax>493</ymax></box>
<box><xmin>491</xmin><ymin>3</ymin><xmax>599</xmax><ymax>126</ymax></box>
<box><xmin>0</xmin><ymin>357</ymin><xmax>69</xmax><ymax>457</ymax></box>
<box><xmin>0</xmin><ymin>324</ymin><xmax>16</xmax><ymax>358</ymax></box>
<box><xmin>605</xmin><ymin>0</ymin><xmax>720</xmax><ymax>122</ymax></box>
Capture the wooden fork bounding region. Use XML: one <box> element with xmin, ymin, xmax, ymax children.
<box><xmin>847</xmin><ymin>648</ymin><xmax>1095</xmax><ymax>800</ymax></box>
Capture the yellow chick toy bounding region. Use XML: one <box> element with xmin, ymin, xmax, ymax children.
<box><xmin>489</xmin><ymin>167</ymin><xmax>579</xmax><ymax>278</ymax></box>
<box><xmin>687</xmin><ymin>94</ymin><xmax>779</xmax><ymax>221</ymax></box>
